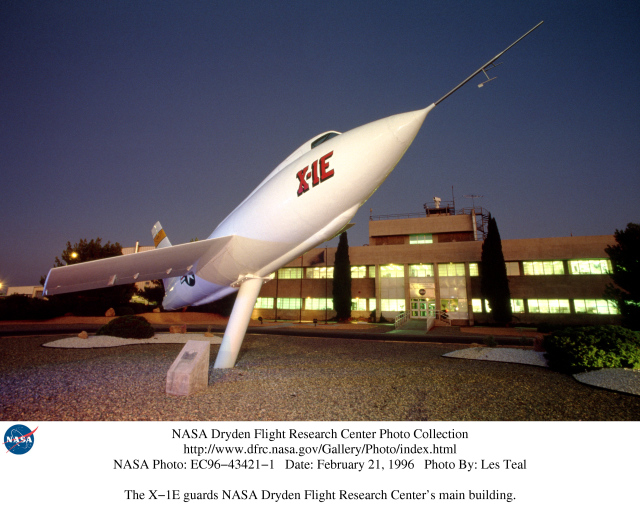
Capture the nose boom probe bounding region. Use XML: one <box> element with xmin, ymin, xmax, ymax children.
<box><xmin>434</xmin><ymin>21</ymin><xmax>543</xmax><ymax>106</ymax></box>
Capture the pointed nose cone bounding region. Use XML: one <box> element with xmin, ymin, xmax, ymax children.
<box><xmin>387</xmin><ymin>104</ymin><xmax>434</xmax><ymax>146</ymax></box>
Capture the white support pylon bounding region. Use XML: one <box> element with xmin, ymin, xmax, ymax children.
<box><xmin>213</xmin><ymin>276</ymin><xmax>264</xmax><ymax>369</ymax></box>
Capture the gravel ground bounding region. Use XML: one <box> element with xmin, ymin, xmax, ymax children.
<box><xmin>1</xmin><ymin>334</ymin><xmax>639</xmax><ymax>421</ymax></box>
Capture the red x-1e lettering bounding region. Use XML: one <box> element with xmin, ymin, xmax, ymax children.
<box><xmin>320</xmin><ymin>151</ymin><xmax>334</xmax><ymax>181</ymax></box>
<box><xmin>296</xmin><ymin>151</ymin><xmax>334</xmax><ymax>197</ymax></box>
<box><xmin>296</xmin><ymin>166</ymin><xmax>309</xmax><ymax>196</ymax></box>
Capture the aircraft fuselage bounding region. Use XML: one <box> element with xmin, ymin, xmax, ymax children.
<box><xmin>162</xmin><ymin>105</ymin><xmax>433</xmax><ymax>310</ymax></box>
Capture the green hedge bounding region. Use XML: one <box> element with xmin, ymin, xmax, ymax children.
<box><xmin>96</xmin><ymin>315</ymin><xmax>155</xmax><ymax>339</ymax></box>
<box><xmin>544</xmin><ymin>325</ymin><xmax>640</xmax><ymax>373</ymax></box>
<box><xmin>0</xmin><ymin>295</ymin><xmax>62</xmax><ymax>320</ymax></box>
<box><xmin>0</xmin><ymin>295</ymin><xmax>153</xmax><ymax>321</ymax></box>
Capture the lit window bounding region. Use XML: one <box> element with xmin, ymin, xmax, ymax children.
<box><xmin>278</xmin><ymin>268</ymin><xmax>303</xmax><ymax>279</ymax></box>
<box><xmin>351</xmin><ymin>266</ymin><xmax>367</xmax><ymax>278</ymax></box>
<box><xmin>574</xmin><ymin>299</ymin><xmax>619</xmax><ymax>315</ymax></box>
<box><xmin>470</xmin><ymin>262</ymin><xmax>518</xmax><ymax>276</ymax></box>
<box><xmin>254</xmin><ymin>298</ymin><xmax>274</xmax><ymax>309</ymax></box>
<box><xmin>440</xmin><ymin>299</ymin><xmax>459</xmax><ymax>312</ymax></box>
<box><xmin>409</xmin><ymin>264</ymin><xmax>434</xmax><ymax>277</ymax></box>
<box><xmin>528</xmin><ymin>299</ymin><xmax>543</xmax><ymax>313</ymax></box>
<box><xmin>527</xmin><ymin>299</ymin><xmax>570</xmax><ymax>314</ymax></box>
<box><xmin>477</xmin><ymin>299</ymin><xmax>523</xmax><ymax>313</ymax></box>
<box><xmin>568</xmin><ymin>260</ymin><xmax>612</xmax><ymax>275</ymax></box>
<box><xmin>438</xmin><ymin>263</ymin><xmax>465</xmax><ymax>277</ymax></box>
<box><xmin>306</xmin><ymin>267</ymin><xmax>333</xmax><ymax>279</ymax></box>
<box><xmin>368</xmin><ymin>266</ymin><xmax>376</xmax><ymax>278</ymax></box>
<box><xmin>351</xmin><ymin>299</ymin><xmax>366</xmax><ymax>311</ymax></box>
<box><xmin>506</xmin><ymin>262</ymin><xmax>520</xmax><ymax>276</ymax></box>
<box><xmin>276</xmin><ymin>298</ymin><xmax>301</xmax><ymax>309</ymax></box>
<box><xmin>471</xmin><ymin>299</ymin><xmax>483</xmax><ymax>313</ymax></box>
<box><xmin>527</xmin><ymin>300</ymin><xmax>541</xmax><ymax>313</ymax></box>
<box><xmin>548</xmin><ymin>300</ymin><xmax>570</xmax><ymax>313</ymax></box>
<box><xmin>523</xmin><ymin>261</ymin><xmax>564</xmax><ymax>275</ymax></box>
<box><xmin>369</xmin><ymin>299</ymin><xmax>376</xmax><ymax>311</ymax></box>
<box><xmin>380</xmin><ymin>265</ymin><xmax>404</xmax><ymax>278</ymax></box>
<box><xmin>305</xmin><ymin>298</ymin><xmax>333</xmax><ymax>310</ymax></box>
<box><xmin>380</xmin><ymin>299</ymin><xmax>405</xmax><ymax>311</ymax></box>
<box><xmin>409</xmin><ymin>234</ymin><xmax>433</xmax><ymax>245</ymax></box>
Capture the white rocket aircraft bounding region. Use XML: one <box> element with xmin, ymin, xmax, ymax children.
<box><xmin>44</xmin><ymin>22</ymin><xmax>543</xmax><ymax>368</ymax></box>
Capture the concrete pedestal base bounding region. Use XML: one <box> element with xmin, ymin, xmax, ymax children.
<box><xmin>166</xmin><ymin>340</ymin><xmax>210</xmax><ymax>396</ymax></box>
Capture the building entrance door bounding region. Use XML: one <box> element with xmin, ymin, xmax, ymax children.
<box><xmin>410</xmin><ymin>298</ymin><xmax>431</xmax><ymax>319</ymax></box>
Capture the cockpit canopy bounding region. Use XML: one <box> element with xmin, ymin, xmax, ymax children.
<box><xmin>311</xmin><ymin>131</ymin><xmax>341</xmax><ymax>149</ymax></box>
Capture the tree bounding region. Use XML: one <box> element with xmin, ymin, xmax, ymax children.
<box><xmin>332</xmin><ymin>232</ymin><xmax>352</xmax><ymax>321</ymax></box>
<box><xmin>53</xmin><ymin>238</ymin><xmax>124</xmax><ymax>268</ymax></box>
<box><xmin>42</xmin><ymin>238</ymin><xmax>138</xmax><ymax>315</ymax></box>
<box><xmin>137</xmin><ymin>280</ymin><xmax>165</xmax><ymax>307</ymax></box>
<box><xmin>605</xmin><ymin>222</ymin><xmax>640</xmax><ymax>330</ymax></box>
<box><xmin>480</xmin><ymin>216</ymin><xmax>512</xmax><ymax>325</ymax></box>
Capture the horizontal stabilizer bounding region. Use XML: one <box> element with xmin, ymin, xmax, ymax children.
<box><xmin>44</xmin><ymin>236</ymin><xmax>235</xmax><ymax>296</ymax></box>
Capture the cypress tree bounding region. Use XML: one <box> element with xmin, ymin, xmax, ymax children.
<box><xmin>480</xmin><ymin>216</ymin><xmax>512</xmax><ymax>324</ymax></box>
<box><xmin>332</xmin><ymin>232</ymin><xmax>352</xmax><ymax>321</ymax></box>
<box><xmin>605</xmin><ymin>222</ymin><xmax>640</xmax><ymax>330</ymax></box>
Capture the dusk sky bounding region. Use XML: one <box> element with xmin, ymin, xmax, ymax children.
<box><xmin>1</xmin><ymin>0</ymin><xmax>638</xmax><ymax>287</ymax></box>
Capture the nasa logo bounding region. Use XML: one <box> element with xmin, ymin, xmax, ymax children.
<box><xmin>296</xmin><ymin>151</ymin><xmax>334</xmax><ymax>196</ymax></box>
<box><xmin>4</xmin><ymin>424</ymin><xmax>37</xmax><ymax>455</ymax></box>
<box><xmin>180</xmin><ymin>272</ymin><xmax>196</xmax><ymax>287</ymax></box>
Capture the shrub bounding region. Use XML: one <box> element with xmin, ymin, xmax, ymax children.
<box><xmin>0</xmin><ymin>295</ymin><xmax>62</xmax><ymax>321</ymax></box>
<box><xmin>483</xmin><ymin>335</ymin><xmax>498</xmax><ymax>348</ymax></box>
<box><xmin>96</xmin><ymin>315</ymin><xmax>154</xmax><ymax>339</ymax></box>
<box><xmin>73</xmin><ymin>298</ymin><xmax>111</xmax><ymax>316</ymax></box>
<box><xmin>544</xmin><ymin>325</ymin><xmax>640</xmax><ymax>373</ymax></box>
<box><xmin>537</xmin><ymin>322</ymin><xmax>567</xmax><ymax>334</ymax></box>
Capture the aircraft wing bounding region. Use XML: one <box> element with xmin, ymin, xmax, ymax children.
<box><xmin>43</xmin><ymin>236</ymin><xmax>235</xmax><ymax>296</ymax></box>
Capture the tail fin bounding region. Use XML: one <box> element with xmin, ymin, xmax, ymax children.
<box><xmin>151</xmin><ymin>222</ymin><xmax>178</xmax><ymax>291</ymax></box>
<box><xmin>152</xmin><ymin>221</ymin><xmax>172</xmax><ymax>249</ymax></box>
